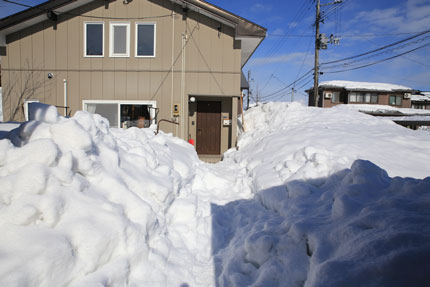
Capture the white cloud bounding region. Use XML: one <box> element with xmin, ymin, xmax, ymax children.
<box><xmin>251</xmin><ymin>52</ymin><xmax>307</xmax><ymax>66</ymax></box>
<box><xmin>250</xmin><ymin>3</ymin><xmax>272</xmax><ymax>13</ymax></box>
<box><xmin>270</xmin><ymin>28</ymin><xmax>285</xmax><ymax>35</ymax></box>
<box><xmin>343</xmin><ymin>0</ymin><xmax>430</xmax><ymax>34</ymax></box>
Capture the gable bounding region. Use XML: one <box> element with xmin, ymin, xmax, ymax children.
<box><xmin>0</xmin><ymin>0</ymin><xmax>266</xmax><ymax>66</ymax></box>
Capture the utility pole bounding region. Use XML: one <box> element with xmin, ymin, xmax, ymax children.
<box><xmin>291</xmin><ymin>88</ymin><xmax>295</xmax><ymax>102</ymax></box>
<box><xmin>313</xmin><ymin>0</ymin><xmax>342</xmax><ymax>107</ymax></box>
<box><xmin>313</xmin><ymin>0</ymin><xmax>321</xmax><ymax>107</ymax></box>
<box><xmin>247</xmin><ymin>70</ymin><xmax>251</xmax><ymax>110</ymax></box>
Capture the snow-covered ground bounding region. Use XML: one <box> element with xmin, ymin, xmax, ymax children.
<box><xmin>1</xmin><ymin>102</ymin><xmax>430</xmax><ymax>287</ymax></box>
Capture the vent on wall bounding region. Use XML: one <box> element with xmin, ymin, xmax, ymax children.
<box><xmin>324</xmin><ymin>92</ymin><xmax>333</xmax><ymax>99</ymax></box>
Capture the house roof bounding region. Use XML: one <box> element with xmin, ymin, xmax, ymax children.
<box><xmin>411</xmin><ymin>92</ymin><xmax>430</xmax><ymax>102</ymax></box>
<box><xmin>318</xmin><ymin>80</ymin><xmax>413</xmax><ymax>93</ymax></box>
<box><xmin>0</xmin><ymin>0</ymin><xmax>266</xmax><ymax>67</ymax></box>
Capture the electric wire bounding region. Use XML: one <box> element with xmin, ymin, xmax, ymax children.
<box><xmin>322</xmin><ymin>35</ymin><xmax>430</xmax><ymax>69</ymax></box>
<box><xmin>1</xmin><ymin>0</ymin><xmax>173</xmax><ymax>20</ymax></box>
<box><xmin>320</xmin><ymin>29</ymin><xmax>430</xmax><ymax>65</ymax></box>
<box><xmin>321</xmin><ymin>43</ymin><xmax>430</xmax><ymax>73</ymax></box>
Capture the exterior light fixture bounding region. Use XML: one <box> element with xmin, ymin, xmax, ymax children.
<box><xmin>47</xmin><ymin>73</ymin><xmax>54</xmax><ymax>79</ymax></box>
<box><xmin>189</xmin><ymin>96</ymin><xmax>196</xmax><ymax>102</ymax></box>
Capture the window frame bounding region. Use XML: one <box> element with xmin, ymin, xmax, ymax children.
<box><xmin>331</xmin><ymin>91</ymin><xmax>340</xmax><ymax>103</ymax></box>
<box><xmin>109</xmin><ymin>22</ymin><xmax>131</xmax><ymax>58</ymax></box>
<box><xmin>389</xmin><ymin>95</ymin><xmax>403</xmax><ymax>106</ymax></box>
<box><xmin>83</xmin><ymin>100</ymin><xmax>157</xmax><ymax>128</ymax></box>
<box><xmin>135</xmin><ymin>22</ymin><xmax>157</xmax><ymax>58</ymax></box>
<box><xmin>84</xmin><ymin>21</ymin><xmax>105</xmax><ymax>58</ymax></box>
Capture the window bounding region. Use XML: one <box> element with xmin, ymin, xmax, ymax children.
<box><xmin>86</xmin><ymin>103</ymin><xmax>119</xmax><ymax>127</ymax></box>
<box><xmin>83</xmin><ymin>101</ymin><xmax>157</xmax><ymax>128</ymax></box>
<box><xmin>349</xmin><ymin>92</ymin><xmax>378</xmax><ymax>104</ymax></box>
<box><xmin>364</xmin><ymin>93</ymin><xmax>371</xmax><ymax>103</ymax></box>
<box><xmin>24</xmin><ymin>100</ymin><xmax>40</xmax><ymax>121</ymax></box>
<box><xmin>110</xmin><ymin>22</ymin><xmax>130</xmax><ymax>57</ymax></box>
<box><xmin>85</xmin><ymin>22</ymin><xmax>104</xmax><ymax>57</ymax></box>
<box><xmin>136</xmin><ymin>23</ymin><xmax>156</xmax><ymax>57</ymax></box>
<box><xmin>331</xmin><ymin>92</ymin><xmax>340</xmax><ymax>103</ymax></box>
<box><xmin>389</xmin><ymin>95</ymin><xmax>402</xmax><ymax>106</ymax></box>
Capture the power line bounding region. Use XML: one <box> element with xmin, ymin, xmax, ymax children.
<box><xmin>267</xmin><ymin>31</ymin><xmax>429</xmax><ymax>38</ymax></box>
<box><xmin>1</xmin><ymin>0</ymin><xmax>173</xmax><ymax>20</ymax></box>
<box><xmin>322</xmin><ymin>43</ymin><xmax>430</xmax><ymax>73</ymax></box>
<box><xmin>259</xmin><ymin>69</ymin><xmax>314</xmax><ymax>100</ymax></box>
<box><xmin>322</xmin><ymin>35</ymin><xmax>430</xmax><ymax>69</ymax></box>
<box><xmin>320</xmin><ymin>29</ymin><xmax>430</xmax><ymax>65</ymax></box>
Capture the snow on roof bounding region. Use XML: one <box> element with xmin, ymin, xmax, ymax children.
<box><xmin>412</xmin><ymin>92</ymin><xmax>430</xmax><ymax>102</ymax></box>
<box><xmin>319</xmin><ymin>80</ymin><xmax>413</xmax><ymax>92</ymax></box>
<box><xmin>343</xmin><ymin>104</ymin><xmax>430</xmax><ymax>116</ymax></box>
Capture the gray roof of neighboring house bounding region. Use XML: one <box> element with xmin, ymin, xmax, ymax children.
<box><xmin>0</xmin><ymin>0</ymin><xmax>266</xmax><ymax>67</ymax></box>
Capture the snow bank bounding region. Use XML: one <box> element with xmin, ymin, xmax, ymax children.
<box><xmin>215</xmin><ymin>102</ymin><xmax>430</xmax><ymax>287</ymax></box>
<box><xmin>1</xmin><ymin>102</ymin><xmax>430</xmax><ymax>287</ymax></box>
<box><xmin>0</xmin><ymin>106</ymin><xmax>207</xmax><ymax>286</ymax></box>
<box><xmin>213</xmin><ymin>160</ymin><xmax>430</xmax><ymax>287</ymax></box>
<box><xmin>319</xmin><ymin>80</ymin><xmax>412</xmax><ymax>92</ymax></box>
<box><xmin>228</xmin><ymin>102</ymin><xmax>430</xmax><ymax>184</ymax></box>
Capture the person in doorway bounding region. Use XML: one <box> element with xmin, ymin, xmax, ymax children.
<box><xmin>137</xmin><ymin>116</ymin><xmax>146</xmax><ymax>128</ymax></box>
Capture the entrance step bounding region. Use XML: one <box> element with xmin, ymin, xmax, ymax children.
<box><xmin>198</xmin><ymin>154</ymin><xmax>222</xmax><ymax>163</ymax></box>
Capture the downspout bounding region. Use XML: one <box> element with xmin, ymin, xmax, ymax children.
<box><xmin>171</xmin><ymin>11</ymin><xmax>175</xmax><ymax>120</ymax></box>
<box><xmin>181</xmin><ymin>32</ymin><xmax>187</xmax><ymax>139</ymax></box>
<box><xmin>63</xmin><ymin>79</ymin><xmax>68</xmax><ymax>116</ymax></box>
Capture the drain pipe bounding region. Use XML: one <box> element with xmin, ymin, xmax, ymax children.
<box><xmin>63</xmin><ymin>79</ymin><xmax>68</xmax><ymax>116</ymax></box>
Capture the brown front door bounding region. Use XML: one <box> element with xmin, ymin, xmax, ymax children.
<box><xmin>196</xmin><ymin>101</ymin><xmax>221</xmax><ymax>155</ymax></box>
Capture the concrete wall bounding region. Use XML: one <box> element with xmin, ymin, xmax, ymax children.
<box><xmin>2</xmin><ymin>0</ymin><xmax>242</xmax><ymax>142</ymax></box>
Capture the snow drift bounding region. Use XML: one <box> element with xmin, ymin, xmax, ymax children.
<box><xmin>1</xmin><ymin>102</ymin><xmax>430</xmax><ymax>287</ymax></box>
<box><xmin>0</xmin><ymin>103</ymin><xmax>203</xmax><ymax>286</ymax></box>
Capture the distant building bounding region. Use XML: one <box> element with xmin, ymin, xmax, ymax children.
<box><xmin>411</xmin><ymin>92</ymin><xmax>430</xmax><ymax>110</ymax></box>
<box><xmin>307</xmin><ymin>80</ymin><xmax>415</xmax><ymax>108</ymax></box>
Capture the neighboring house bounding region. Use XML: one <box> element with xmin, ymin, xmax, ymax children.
<box><xmin>411</xmin><ymin>92</ymin><xmax>430</xmax><ymax>110</ymax></box>
<box><xmin>307</xmin><ymin>80</ymin><xmax>414</xmax><ymax>108</ymax></box>
<box><xmin>0</xmin><ymin>0</ymin><xmax>266</xmax><ymax>157</ymax></box>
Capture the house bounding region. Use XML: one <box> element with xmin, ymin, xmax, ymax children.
<box><xmin>307</xmin><ymin>80</ymin><xmax>414</xmax><ymax>108</ymax></box>
<box><xmin>0</xmin><ymin>0</ymin><xmax>266</xmax><ymax>159</ymax></box>
<box><xmin>411</xmin><ymin>92</ymin><xmax>430</xmax><ymax>110</ymax></box>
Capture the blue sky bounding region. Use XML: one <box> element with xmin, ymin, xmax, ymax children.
<box><xmin>1</xmin><ymin>0</ymin><xmax>429</xmax><ymax>103</ymax></box>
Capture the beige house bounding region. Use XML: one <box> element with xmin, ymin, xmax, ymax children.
<box><xmin>307</xmin><ymin>80</ymin><xmax>414</xmax><ymax>109</ymax></box>
<box><xmin>0</xmin><ymin>0</ymin><xmax>266</xmax><ymax>158</ymax></box>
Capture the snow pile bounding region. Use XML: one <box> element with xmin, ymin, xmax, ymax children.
<box><xmin>212</xmin><ymin>160</ymin><xmax>430</xmax><ymax>287</ymax></box>
<box><xmin>229</xmin><ymin>102</ymin><xmax>430</xmax><ymax>183</ymax></box>
<box><xmin>216</xmin><ymin>102</ymin><xmax>430</xmax><ymax>286</ymax></box>
<box><xmin>0</xmin><ymin>104</ymin><xmax>206</xmax><ymax>286</ymax></box>
<box><xmin>319</xmin><ymin>80</ymin><xmax>412</xmax><ymax>92</ymax></box>
<box><xmin>1</xmin><ymin>102</ymin><xmax>430</xmax><ymax>287</ymax></box>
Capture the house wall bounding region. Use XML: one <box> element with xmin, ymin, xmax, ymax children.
<box><xmin>2</xmin><ymin>0</ymin><xmax>242</xmax><ymax>148</ymax></box>
<box><xmin>316</xmin><ymin>89</ymin><xmax>411</xmax><ymax>108</ymax></box>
